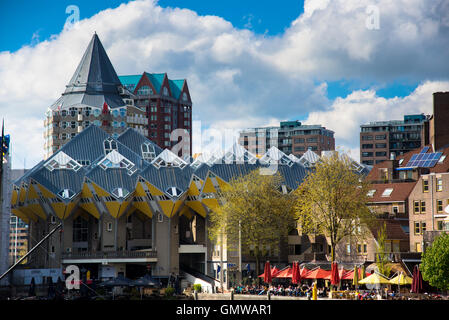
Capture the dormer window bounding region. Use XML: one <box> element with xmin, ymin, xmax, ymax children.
<box><xmin>182</xmin><ymin>92</ymin><xmax>188</xmax><ymax>101</ymax></box>
<box><xmin>98</xmin><ymin>150</ymin><xmax>137</xmax><ymax>176</ymax></box>
<box><xmin>163</xmin><ymin>86</ymin><xmax>169</xmax><ymax>96</ymax></box>
<box><xmin>166</xmin><ymin>187</ymin><xmax>182</xmax><ymax>197</ymax></box>
<box><xmin>137</xmin><ymin>86</ymin><xmax>152</xmax><ymax>96</ymax></box>
<box><xmin>44</xmin><ymin>151</ymin><xmax>82</xmax><ymax>172</ymax></box>
<box><xmin>367</xmin><ymin>190</ymin><xmax>376</xmax><ymax>197</ymax></box>
<box><xmin>104</xmin><ymin>138</ymin><xmax>118</xmax><ymax>154</ymax></box>
<box><xmin>141</xmin><ymin>143</ymin><xmax>156</xmax><ymax>161</ymax></box>
<box><xmin>58</xmin><ymin>189</ymin><xmax>75</xmax><ymax>199</ymax></box>
<box><xmin>112</xmin><ymin>187</ymin><xmax>129</xmax><ymax>199</ymax></box>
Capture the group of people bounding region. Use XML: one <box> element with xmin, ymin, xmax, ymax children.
<box><xmin>232</xmin><ymin>284</ymin><xmax>329</xmax><ymax>298</ymax></box>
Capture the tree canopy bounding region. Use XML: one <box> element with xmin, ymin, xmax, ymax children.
<box><xmin>208</xmin><ymin>169</ymin><xmax>297</xmax><ymax>276</ymax></box>
<box><xmin>295</xmin><ymin>152</ymin><xmax>375</xmax><ymax>261</ymax></box>
<box><xmin>421</xmin><ymin>232</ymin><xmax>449</xmax><ymax>290</ymax></box>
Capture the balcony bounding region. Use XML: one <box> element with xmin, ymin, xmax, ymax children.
<box><xmin>61</xmin><ymin>250</ymin><xmax>157</xmax><ymax>264</ymax></box>
<box><xmin>127</xmin><ymin>239</ymin><xmax>152</xmax><ymax>250</ymax></box>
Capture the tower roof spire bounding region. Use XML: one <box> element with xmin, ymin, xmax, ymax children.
<box><xmin>50</xmin><ymin>33</ymin><xmax>125</xmax><ymax>111</ymax></box>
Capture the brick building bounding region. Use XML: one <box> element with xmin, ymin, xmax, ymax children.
<box><xmin>360</xmin><ymin>114</ymin><xmax>430</xmax><ymax>166</ymax></box>
<box><xmin>239</xmin><ymin>120</ymin><xmax>335</xmax><ymax>157</ymax></box>
<box><xmin>119</xmin><ymin>72</ymin><xmax>192</xmax><ymax>158</ymax></box>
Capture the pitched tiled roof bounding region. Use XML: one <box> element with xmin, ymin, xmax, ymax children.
<box><xmin>370</xmin><ymin>219</ymin><xmax>409</xmax><ymax>241</ymax></box>
<box><xmin>366</xmin><ymin>182</ymin><xmax>417</xmax><ymax>203</ymax></box>
<box><xmin>366</xmin><ymin>144</ymin><xmax>449</xmax><ymax>181</ymax></box>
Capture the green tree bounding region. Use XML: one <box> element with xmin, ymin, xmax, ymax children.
<box><xmin>421</xmin><ymin>232</ymin><xmax>449</xmax><ymax>291</ymax></box>
<box><xmin>295</xmin><ymin>152</ymin><xmax>375</xmax><ymax>262</ymax></box>
<box><xmin>375</xmin><ymin>222</ymin><xmax>392</xmax><ymax>276</ymax></box>
<box><xmin>208</xmin><ymin>170</ymin><xmax>297</xmax><ymax>280</ymax></box>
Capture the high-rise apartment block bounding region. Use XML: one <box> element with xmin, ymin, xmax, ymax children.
<box><xmin>44</xmin><ymin>33</ymin><xmax>192</xmax><ymax>160</ymax></box>
<box><xmin>239</xmin><ymin>120</ymin><xmax>335</xmax><ymax>157</ymax></box>
<box><xmin>360</xmin><ymin>114</ymin><xmax>430</xmax><ymax>166</ymax></box>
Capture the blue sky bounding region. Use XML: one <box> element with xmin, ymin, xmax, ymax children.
<box><xmin>1</xmin><ymin>0</ymin><xmax>304</xmax><ymax>51</ymax></box>
<box><xmin>1</xmin><ymin>0</ymin><xmax>448</xmax><ymax>168</ymax></box>
<box><xmin>0</xmin><ymin>0</ymin><xmax>419</xmax><ymax>100</ymax></box>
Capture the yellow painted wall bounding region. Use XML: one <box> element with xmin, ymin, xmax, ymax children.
<box><xmin>202</xmin><ymin>177</ymin><xmax>217</xmax><ymax>193</ymax></box>
<box><xmin>186</xmin><ymin>201</ymin><xmax>207</xmax><ymax>217</ymax></box>
<box><xmin>159</xmin><ymin>200</ymin><xmax>175</xmax><ymax>217</ymax></box>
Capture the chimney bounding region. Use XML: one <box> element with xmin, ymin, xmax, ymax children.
<box><xmin>431</xmin><ymin>92</ymin><xmax>449</xmax><ymax>151</ymax></box>
<box><xmin>390</xmin><ymin>152</ymin><xmax>396</xmax><ymax>160</ymax></box>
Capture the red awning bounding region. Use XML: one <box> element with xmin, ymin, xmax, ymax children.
<box><xmin>274</xmin><ymin>267</ymin><xmax>293</xmax><ymax>278</ymax></box>
<box><xmin>304</xmin><ymin>267</ymin><xmax>331</xmax><ymax>279</ymax></box>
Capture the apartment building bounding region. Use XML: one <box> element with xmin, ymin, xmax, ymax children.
<box><xmin>239</xmin><ymin>120</ymin><xmax>335</xmax><ymax>157</ymax></box>
<box><xmin>360</xmin><ymin>114</ymin><xmax>430</xmax><ymax>166</ymax></box>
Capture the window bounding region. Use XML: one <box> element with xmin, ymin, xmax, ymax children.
<box><xmin>182</xmin><ymin>92</ymin><xmax>188</xmax><ymax>101</ymax></box>
<box><xmin>141</xmin><ymin>143</ymin><xmax>156</xmax><ymax>161</ymax></box>
<box><xmin>104</xmin><ymin>138</ymin><xmax>118</xmax><ymax>154</ymax></box>
<box><xmin>367</xmin><ymin>190</ymin><xmax>376</xmax><ymax>197</ymax></box>
<box><xmin>420</xmin><ymin>201</ymin><xmax>426</xmax><ymax>213</ymax></box>
<box><xmin>376</xmin><ymin>152</ymin><xmax>387</xmax><ymax>157</ymax></box>
<box><xmin>415</xmin><ymin>242</ymin><xmax>422</xmax><ymax>253</ymax></box>
<box><xmin>437</xmin><ymin>178</ymin><xmax>443</xmax><ymax>192</ymax></box>
<box><xmin>382</xmin><ymin>188</ymin><xmax>393</xmax><ymax>197</ymax></box>
<box><xmin>362</xmin><ymin>152</ymin><xmax>373</xmax><ymax>157</ymax></box>
<box><xmin>414</xmin><ymin>201</ymin><xmax>420</xmax><ymax>214</ymax></box>
<box><xmin>392</xmin><ymin>241</ymin><xmax>399</xmax><ymax>253</ymax></box>
<box><xmin>414</xmin><ymin>222</ymin><xmax>421</xmax><ymax>235</ymax></box>
<box><xmin>346</xmin><ymin>244</ymin><xmax>351</xmax><ymax>255</ymax></box>
<box><xmin>58</xmin><ymin>189</ymin><xmax>75</xmax><ymax>199</ymax></box>
<box><xmin>423</xmin><ymin>180</ymin><xmax>429</xmax><ymax>192</ymax></box>
<box><xmin>392</xmin><ymin>206</ymin><xmax>399</xmax><ymax>214</ymax></box>
<box><xmin>73</xmin><ymin>216</ymin><xmax>88</xmax><ymax>242</ymax></box>
<box><xmin>137</xmin><ymin>86</ymin><xmax>153</xmax><ymax>96</ymax></box>
<box><xmin>163</xmin><ymin>87</ymin><xmax>169</xmax><ymax>96</ymax></box>
<box><xmin>375</xmin><ymin>135</ymin><xmax>386</xmax><ymax>140</ymax></box>
<box><xmin>294</xmin><ymin>138</ymin><xmax>305</xmax><ymax>143</ymax></box>
<box><xmin>414</xmin><ymin>221</ymin><xmax>426</xmax><ymax>235</ymax></box>
<box><xmin>362</xmin><ymin>136</ymin><xmax>373</xmax><ymax>140</ymax></box>
<box><xmin>376</xmin><ymin>143</ymin><xmax>387</xmax><ymax>148</ymax></box>
<box><xmin>107</xmin><ymin>222</ymin><xmax>113</xmax><ymax>232</ymax></box>
<box><xmin>437</xmin><ymin>199</ymin><xmax>443</xmax><ymax>213</ymax></box>
<box><xmin>158</xmin><ymin>213</ymin><xmax>164</xmax><ymax>223</ymax></box>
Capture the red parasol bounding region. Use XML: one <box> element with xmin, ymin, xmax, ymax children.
<box><xmin>411</xmin><ymin>265</ymin><xmax>423</xmax><ymax>293</ymax></box>
<box><xmin>330</xmin><ymin>261</ymin><xmax>340</xmax><ymax>286</ymax></box>
<box><xmin>292</xmin><ymin>261</ymin><xmax>302</xmax><ymax>284</ymax></box>
<box><xmin>263</xmin><ymin>261</ymin><xmax>272</xmax><ymax>284</ymax></box>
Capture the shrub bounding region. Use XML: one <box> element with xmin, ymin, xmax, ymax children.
<box><xmin>193</xmin><ymin>284</ymin><xmax>202</xmax><ymax>292</ymax></box>
<box><xmin>165</xmin><ymin>286</ymin><xmax>175</xmax><ymax>297</ymax></box>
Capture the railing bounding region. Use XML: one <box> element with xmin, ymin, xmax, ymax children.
<box><xmin>62</xmin><ymin>250</ymin><xmax>157</xmax><ymax>260</ymax></box>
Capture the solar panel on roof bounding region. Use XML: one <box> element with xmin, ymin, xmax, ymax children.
<box><xmin>420</xmin><ymin>147</ymin><xmax>429</xmax><ymax>153</ymax></box>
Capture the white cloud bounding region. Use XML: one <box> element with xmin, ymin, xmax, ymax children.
<box><xmin>304</xmin><ymin>80</ymin><xmax>449</xmax><ymax>162</ymax></box>
<box><xmin>0</xmin><ymin>0</ymin><xmax>448</xmax><ymax>169</ymax></box>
